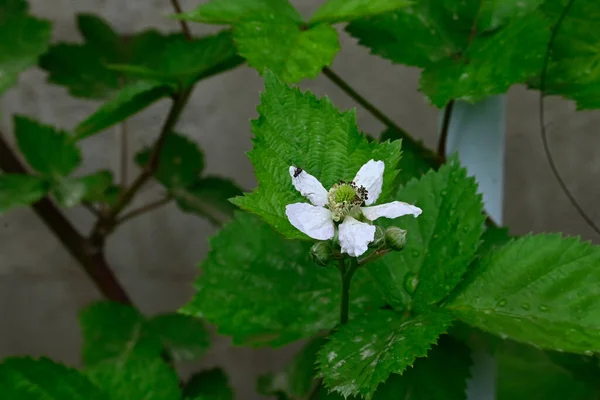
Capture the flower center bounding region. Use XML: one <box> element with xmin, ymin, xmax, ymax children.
<box><xmin>327</xmin><ymin>181</ymin><xmax>368</xmax><ymax>222</ymax></box>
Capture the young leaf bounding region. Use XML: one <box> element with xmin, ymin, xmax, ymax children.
<box><xmin>0</xmin><ymin>0</ymin><xmax>51</xmax><ymax>94</ymax></box>
<box><xmin>52</xmin><ymin>170</ymin><xmax>114</xmax><ymax>208</ymax></box>
<box><xmin>181</xmin><ymin>212</ymin><xmax>385</xmax><ymax>347</ymax></box>
<box><xmin>75</xmin><ymin>80</ymin><xmax>175</xmax><ymax>139</ymax></box>
<box><xmin>317</xmin><ymin>309</ymin><xmax>453</xmax><ymax>399</ymax></box>
<box><xmin>0</xmin><ymin>357</ymin><xmax>106</xmax><ymax>399</ymax></box>
<box><xmin>146</xmin><ymin>313</ymin><xmax>210</xmax><ymax>362</ymax></box>
<box><xmin>86</xmin><ymin>358</ymin><xmax>180</xmax><ymax>400</ymax></box>
<box><xmin>14</xmin><ymin>116</ymin><xmax>81</xmax><ymax>177</ymax></box>
<box><xmin>173</xmin><ymin>176</ymin><xmax>243</xmax><ymax>225</ymax></box>
<box><xmin>448</xmin><ymin>234</ymin><xmax>600</xmax><ymax>355</ymax></box>
<box><xmin>175</xmin><ymin>0</ymin><xmax>303</xmax><ymax>25</ymax></box>
<box><xmin>346</xmin><ymin>2</ymin><xmax>550</xmax><ymax>107</ymax></box>
<box><xmin>79</xmin><ymin>301</ymin><xmax>163</xmax><ymax>367</ymax></box>
<box><xmin>135</xmin><ymin>133</ymin><xmax>204</xmax><ymax>189</ymax></box>
<box><xmin>0</xmin><ymin>174</ymin><xmax>49</xmax><ymax>213</ymax></box>
<box><xmin>367</xmin><ymin>159</ymin><xmax>485</xmax><ymax>312</ymax></box>
<box><xmin>231</xmin><ymin>72</ymin><xmax>402</xmax><ymax>239</ymax></box>
<box><xmin>310</xmin><ymin>0</ymin><xmax>411</xmax><ymax>25</ymax></box>
<box><xmin>182</xmin><ymin>368</ymin><xmax>234</xmax><ymax>400</ymax></box>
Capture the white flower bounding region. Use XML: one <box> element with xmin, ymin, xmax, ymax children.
<box><xmin>285</xmin><ymin>160</ymin><xmax>422</xmax><ymax>257</ymax></box>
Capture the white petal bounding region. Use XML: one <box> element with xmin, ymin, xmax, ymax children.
<box><xmin>361</xmin><ymin>201</ymin><xmax>422</xmax><ymax>221</ymax></box>
<box><xmin>285</xmin><ymin>203</ymin><xmax>335</xmax><ymax>240</ymax></box>
<box><xmin>353</xmin><ymin>160</ymin><xmax>384</xmax><ymax>205</ymax></box>
<box><xmin>289</xmin><ymin>166</ymin><xmax>328</xmax><ymax>207</ymax></box>
<box><xmin>338</xmin><ymin>217</ymin><xmax>376</xmax><ymax>257</ymax></box>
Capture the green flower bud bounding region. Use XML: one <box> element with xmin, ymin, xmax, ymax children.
<box><xmin>369</xmin><ymin>225</ymin><xmax>385</xmax><ymax>248</ymax></box>
<box><xmin>310</xmin><ymin>241</ymin><xmax>333</xmax><ymax>266</ymax></box>
<box><xmin>385</xmin><ymin>227</ymin><xmax>407</xmax><ymax>251</ymax></box>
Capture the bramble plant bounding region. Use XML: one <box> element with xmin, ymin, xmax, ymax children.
<box><xmin>2</xmin><ymin>0</ymin><xmax>600</xmax><ymax>399</ymax></box>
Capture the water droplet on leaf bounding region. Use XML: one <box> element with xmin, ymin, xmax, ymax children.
<box><xmin>403</xmin><ymin>273</ymin><xmax>419</xmax><ymax>295</ymax></box>
<box><xmin>496</xmin><ymin>299</ymin><xmax>507</xmax><ymax>308</ymax></box>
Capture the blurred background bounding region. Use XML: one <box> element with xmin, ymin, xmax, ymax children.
<box><xmin>1</xmin><ymin>0</ymin><xmax>599</xmax><ymax>398</ymax></box>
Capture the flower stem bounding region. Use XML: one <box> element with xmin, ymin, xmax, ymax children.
<box><xmin>338</xmin><ymin>258</ymin><xmax>359</xmax><ymax>326</ymax></box>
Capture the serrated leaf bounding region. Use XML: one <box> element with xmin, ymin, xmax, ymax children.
<box><xmin>0</xmin><ymin>174</ymin><xmax>49</xmax><ymax>213</ymax></box>
<box><xmin>175</xmin><ymin>0</ymin><xmax>303</xmax><ymax>25</ymax></box>
<box><xmin>317</xmin><ymin>309</ymin><xmax>453</xmax><ymax>399</ymax></box>
<box><xmin>146</xmin><ymin>313</ymin><xmax>210</xmax><ymax>362</ymax></box>
<box><xmin>79</xmin><ymin>301</ymin><xmax>163</xmax><ymax>367</ymax></box>
<box><xmin>183</xmin><ymin>368</ymin><xmax>234</xmax><ymax>400</ymax></box>
<box><xmin>0</xmin><ymin>357</ymin><xmax>106</xmax><ymax>399</ymax></box>
<box><xmin>52</xmin><ymin>170</ymin><xmax>114</xmax><ymax>208</ymax></box>
<box><xmin>448</xmin><ymin>234</ymin><xmax>600</xmax><ymax>354</ymax></box>
<box><xmin>258</xmin><ymin>336</ymin><xmax>326</xmax><ymax>398</ymax></box>
<box><xmin>346</xmin><ymin>2</ymin><xmax>549</xmax><ymax>107</ymax></box>
<box><xmin>234</xmin><ymin>21</ymin><xmax>340</xmax><ymax>83</ymax></box>
<box><xmin>86</xmin><ymin>358</ymin><xmax>180</xmax><ymax>400</ymax></box>
<box><xmin>14</xmin><ymin>116</ymin><xmax>81</xmax><ymax>176</ymax></box>
<box><xmin>476</xmin><ymin>225</ymin><xmax>512</xmax><ymax>258</ymax></box>
<box><xmin>231</xmin><ymin>72</ymin><xmax>402</xmax><ymax>239</ymax></box>
<box><xmin>135</xmin><ymin>133</ymin><xmax>204</xmax><ymax>189</ymax></box>
<box><xmin>310</xmin><ymin>0</ymin><xmax>411</xmax><ymax>24</ymax></box>
<box><xmin>369</xmin><ymin>335</ymin><xmax>471</xmax><ymax>400</ymax></box>
<box><xmin>181</xmin><ymin>212</ymin><xmax>385</xmax><ymax>347</ymax></box>
<box><xmin>0</xmin><ymin>0</ymin><xmax>51</xmax><ymax>94</ymax></box>
<box><xmin>367</xmin><ymin>159</ymin><xmax>485</xmax><ymax>312</ymax></box>
<box><xmin>75</xmin><ymin>80</ymin><xmax>175</xmax><ymax>139</ymax></box>
<box><xmin>380</xmin><ymin>128</ymin><xmax>437</xmax><ymax>184</ymax></box>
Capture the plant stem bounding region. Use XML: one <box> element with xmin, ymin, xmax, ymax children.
<box><xmin>358</xmin><ymin>248</ymin><xmax>391</xmax><ymax>266</ymax></box>
<box><xmin>170</xmin><ymin>0</ymin><xmax>193</xmax><ymax>40</ymax></box>
<box><xmin>116</xmin><ymin>195</ymin><xmax>172</xmax><ymax>226</ymax></box>
<box><xmin>437</xmin><ymin>100</ymin><xmax>455</xmax><ymax>161</ymax></box>
<box><xmin>338</xmin><ymin>258</ymin><xmax>359</xmax><ymax>326</ymax></box>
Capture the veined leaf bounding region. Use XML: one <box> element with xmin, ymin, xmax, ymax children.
<box><xmin>146</xmin><ymin>313</ymin><xmax>210</xmax><ymax>362</ymax></box>
<box><xmin>182</xmin><ymin>368</ymin><xmax>234</xmax><ymax>400</ymax></box>
<box><xmin>175</xmin><ymin>0</ymin><xmax>303</xmax><ymax>25</ymax></box>
<box><xmin>0</xmin><ymin>174</ymin><xmax>49</xmax><ymax>214</ymax></box>
<box><xmin>310</xmin><ymin>0</ymin><xmax>411</xmax><ymax>25</ymax></box>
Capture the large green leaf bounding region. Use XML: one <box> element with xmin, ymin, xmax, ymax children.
<box><xmin>317</xmin><ymin>309</ymin><xmax>453</xmax><ymax>399</ymax></box>
<box><xmin>367</xmin><ymin>159</ymin><xmax>485</xmax><ymax>312</ymax></box>
<box><xmin>0</xmin><ymin>0</ymin><xmax>51</xmax><ymax>94</ymax></box>
<box><xmin>310</xmin><ymin>0</ymin><xmax>411</xmax><ymax>24</ymax></box>
<box><xmin>0</xmin><ymin>174</ymin><xmax>49</xmax><ymax>213</ymax></box>
<box><xmin>182</xmin><ymin>368</ymin><xmax>234</xmax><ymax>400</ymax></box>
<box><xmin>346</xmin><ymin>1</ymin><xmax>549</xmax><ymax>107</ymax></box>
<box><xmin>75</xmin><ymin>80</ymin><xmax>175</xmax><ymax>139</ymax></box>
<box><xmin>146</xmin><ymin>313</ymin><xmax>210</xmax><ymax>362</ymax></box>
<box><xmin>181</xmin><ymin>212</ymin><xmax>385</xmax><ymax>347</ymax></box>
<box><xmin>0</xmin><ymin>357</ymin><xmax>106</xmax><ymax>399</ymax></box>
<box><xmin>14</xmin><ymin>116</ymin><xmax>81</xmax><ymax>177</ymax></box>
<box><xmin>175</xmin><ymin>0</ymin><xmax>303</xmax><ymax>25</ymax></box>
<box><xmin>231</xmin><ymin>72</ymin><xmax>402</xmax><ymax>239</ymax></box>
<box><xmin>79</xmin><ymin>301</ymin><xmax>163</xmax><ymax>367</ymax></box>
<box><xmin>448</xmin><ymin>234</ymin><xmax>600</xmax><ymax>354</ymax></box>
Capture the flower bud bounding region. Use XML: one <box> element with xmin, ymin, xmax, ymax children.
<box><xmin>385</xmin><ymin>227</ymin><xmax>407</xmax><ymax>251</ymax></box>
<box><xmin>310</xmin><ymin>241</ymin><xmax>333</xmax><ymax>266</ymax></box>
<box><xmin>369</xmin><ymin>226</ymin><xmax>385</xmax><ymax>248</ymax></box>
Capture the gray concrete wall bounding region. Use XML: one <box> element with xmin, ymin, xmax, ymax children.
<box><xmin>1</xmin><ymin>1</ymin><xmax>599</xmax><ymax>398</ymax></box>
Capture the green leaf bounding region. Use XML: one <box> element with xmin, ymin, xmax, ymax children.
<box><xmin>0</xmin><ymin>357</ymin><xmax>106</xmax><ymax>399</ymax></box>
<box><xmin>146</xmin><ymin>313</ymin><xmax>210</xmax><ymax>362</ymax></box>
<box><xmin>79</xmin><ymin>301</ymin><xmax>163</xmax><ymax>367</ymax></box>
<box><xmin>346</xmin><ymin>2</ymin><xmax>549</xmax><ymax>107</ymax></box>
<box><xmin>370</xmin><ymin>335</ymin><xmax>471</xmax><ymax>400</ymax></box>
<box><xmin>86</xmin><ymin>358</ymin><xmax>180</xmax><ymax>400</ymax></box>
<box><xmin>258</xmin><ymin>336</ymin><xmax>326</xmax><ymax>398</ymax></box>
<box><xmin>52</xmin><ymin>171</ymin><xmax>114</xmax><ymax>208</ymax></box>
<box><xmin>476</xmin><ymin>225</ymin><xmax>512</xmax><ymax>258</ymax></box>
<box><xmin>0</xmin><ymin>174</ymin><xmax>49</xmax><ymax>213</ymax></box>
<box><xmin>231</xmin><ymin>72</ymin><xmax>402</xmax><ymax>239</ymax></box>
<box><xmin>181</xmin><ymin>212</ymin><xmax>385</xmax><ymax>347</ymax></box>
<box><xmin>75</xmin><ymin>80</ymin><xmax>175</xmax><ymax>139</ymax></box>
<box><xmin>497</xmin><ymin>341</ymin><xmax>598</xmax><ymax>400</ymax></box>
<box><xmin>533</xmin><ymin>1</ymin><xmax>600</xmax><ymax>110</ymax></box>
<box><xmin>0</xmin><ymin>0</ymin><xmax>51</xmax><ymax>94</ymax></box>
<box><xmin>135</xmin><ymin>133</ymin><xmax>205</xmax><ymax>189</ymax></box>
<box><xmin>448</xmin><ymin>234</ymin><xmax>600</xmax><ymax>354</ymax></box>
<box><xmin>14</xmin><ymin>116</ymin><xmax>81</xmax><ymax>176</ymax></box>
<box><xmin>367</xmin><ymin>159</ymin><xmax>485</xmax><ymax>312</ymax></box>
<box><xmin>234</xmin><ymin>21</ymin><xmax>340</xmax><ymax>83</ymax></box>
<box><xmin>173</xmin><ymin>176</ymin><xmax>242</xmax><ymax>226</ymax></box>
<box><xmin>310</xmin><ymin>0</ymin><xmax>411</xmax><ymax>24</ymax></box>
<box><xmin>175</xmin><ymin>0</ymin><xmax>303</xmax><ymax>25</ymax></box>
<box><xmin>317</xmin><ymin>309</ymin><xmax>453</xmax><ymax>399</ymax></box>
<box><xmin>380</xmin><ymin>128</ymin><xmax>437</xmax><ymax>185</ymax></box>
<box><xmin>182</xmin><ymin>368</ymin><xmax>234</xmax><ymax>400</ymax></box>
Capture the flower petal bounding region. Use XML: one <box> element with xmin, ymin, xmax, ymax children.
<box><xmin>353</xmin><ymin>160</ymin><xmax>384</xmax><ymax>205</ymax></box>
<box><xmin>289</xmin><ymin>166</ymin><xmax>328</xmax><ymax>207</ymax></box>
<box><xmin>338</xmin><ymin>216</ymin><xmax>376</xmax><ymax>257</ymax></box>
<box><xmin>361</xmin><ymin>201</ymin><xmax>422</xmax><ymax>221</ymax></box>
<box><xmin>285</xmin><ymin>203</ymin><xmax>335</xmax><ymax>240</ymax></box>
